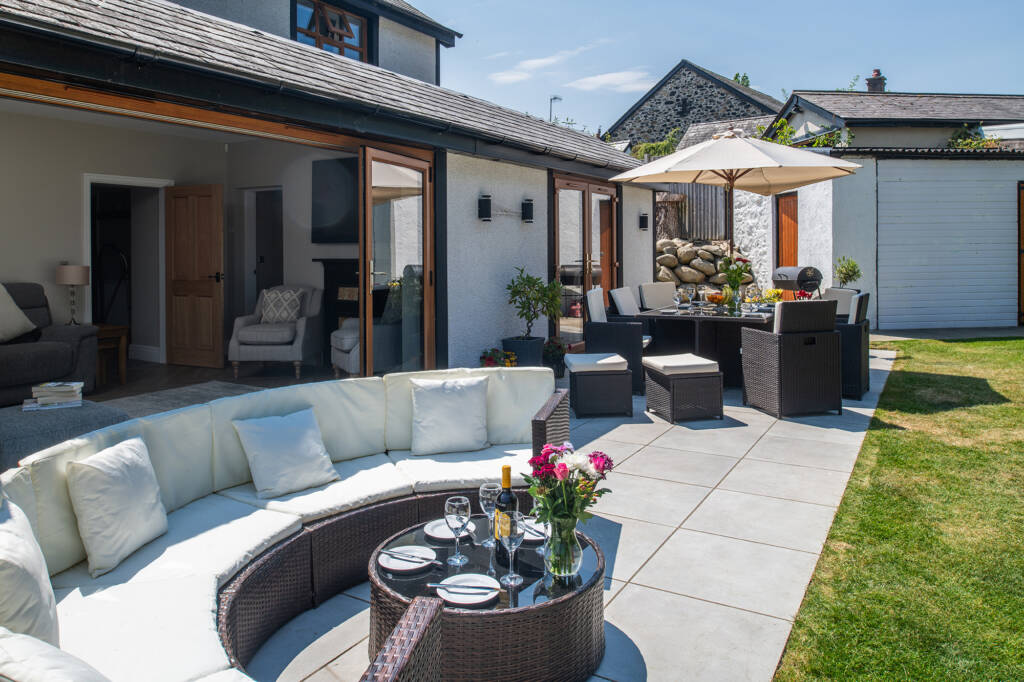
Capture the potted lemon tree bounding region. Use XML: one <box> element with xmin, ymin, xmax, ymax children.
<box><xmin>502</xmin><ymin>267</ymin><xmax>562</xmax><ymax>367</ymax></box>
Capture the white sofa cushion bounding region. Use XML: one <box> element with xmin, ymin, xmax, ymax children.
<box><xmin>474</xmin><ymin>367</ymin><xmax>554</xmax><ymax>445</ymax></box>
<box><xmin>0</xmin><ymin>499</ymin><xmax>59</xmax><ymax>646</ymax></box>
<box><xmin>388</xmin><ymin>444</ymin><xmax>533</xmax><ymax>493</ymax></box>
<box><xmin>0</xmin><ymin>467</ymin><xmax>37</xmax><ymax>535</ymax></box>
<box><xmin>55</xmin><ymin>574</ymin><xmax>229</xmax><ymax>682</ymax></box>
<box><xmin>211</xmin><ymin>378</ymin><xmax>386</xmax><ymax>490</ymax></box>
<box><xmin>0</xmin><ymin>626</ymin><xmax>110</xmax><ymax>682</ymax></box>
<box><xmin>642</xmin><ymin>353</ymin><xmax>719</xmax><ymax>375</ymax></box>
<box><xmin>196</xmin><ymin>669</ymin><xmax>256</xmax><ymax>682</ymax></box>
<box><xmin>410</xmin><ymin>376</ymin><xmax>490</xmax><ymax>455</ymax></box>
<box><xmin>51</xmin><ymin>494</ymin><xmax>301</xmax><ymax>590</ymax></box>
<box><xmin>384</xmin><ymin>369</ymin><xmax>472</xmax><ymax>452</ymax></box>
<box><xmin>218</xmin><ymin>454</ymin><xmax>414</xmax><ymax>522</ymax></box>
<box><xmin>233</xmin><ymin>409</ymin><xmax>340</xmax><ymax>499</ymax></box>
<box><xmin>66</xmin><ymin>438</ymin><xmax>168</xmax><ymax>578</ymax></box>
<box><xmin>139</xmin><ymin>404</ymin><xmax>215</xmax><ymax>512</ymax></box>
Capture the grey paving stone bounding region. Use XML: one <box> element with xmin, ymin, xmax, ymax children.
<box><xmin>720</xmin><ymin>459</ymin><xmax>852</xmax><ymax>507</ymax></box>
<box><xmin>615</xmin><ymin>445</ymin><xmax>739</xmax><ymax>487</ymax></box>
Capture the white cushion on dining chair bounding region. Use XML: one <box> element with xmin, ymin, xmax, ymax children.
<box><xmin>584</xmin><ymin>288</ymin><xmax>607</xmax><ymax>323</ymax></box>
<box><xmin>639</xmin><ymin>282</ymin><xmax>676</xmax><ymax>310</ymax></box>
<box><xmin>609</xmin><ymin>287</ymin><xmax>641</xmax><ymax>316</ymax></box>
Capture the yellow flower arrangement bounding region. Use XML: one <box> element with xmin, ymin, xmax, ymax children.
<box><xmin>763</xmin><ymin>288</ymin><xmax>784</xmax><ymax>304</ymax></box>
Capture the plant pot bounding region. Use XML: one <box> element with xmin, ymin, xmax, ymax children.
<box><xmin>543</xmin><ymin>357</ymin><xmax>566</xmax><ymax>378</ymax></box>
<box><xmin>502</xmin><ymin>336</ymin><xmax>543</xmax><ymax>367</ymax></box>
<box><xmin>545</xmin><ymin>516</ymin><xmax>583</xmax><ymax>577</ymax></box>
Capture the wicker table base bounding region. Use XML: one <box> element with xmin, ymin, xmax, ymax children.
<box><xmin>645</xmin><ymin>367</ymin><xmax>724</xmax><ymax>422</ymax></box>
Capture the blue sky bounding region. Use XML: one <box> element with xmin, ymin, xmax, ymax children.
<box><xmin>414</xmin><ymin>0</ymin><xmax>1024</xmax><ymax>136</ymax></box>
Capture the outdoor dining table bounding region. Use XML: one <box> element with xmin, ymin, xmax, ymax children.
<box><xmin>638</xmin><ymin>305</ymin><xmax>774</xmax><ymax>387</ymax></box>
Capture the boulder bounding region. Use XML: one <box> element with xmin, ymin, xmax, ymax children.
<box><xmin>662</xmin><ymin>245</ymin><xmax>677</xmax><ymax>256</ymax></box>
<box><xmin>672</xmin><ymin>238</ymin><xmax>686</xmax><ymax>248</ymax></box>
<box><xmin>709</xmin><ymin>273</ymin><xmax>728</xmax><ymax>285</ymax></box>
<box><xmin>703</xmin><ymin>243</ymin><xmax>727</xmax><ymax>257</ymax></box>
<box><xmin>656</xmin><ymin>239</ymin><xmax>675</xmax><ymax>251</ymax></box>
<box><xmin>656</xmin><ymin>253</ymin><xmax>679</xmax><ymax>268</ymax></box>
<box><xmin>690</xmin><ymin>258</ymin><xmax>717</xmax><ymax>276</ymax></box>
<box><xmin>674</xmin><ymin>266</ymin><xmax>705</xmax><ymax>283</ymax></box>
<box><xmin>657</xmin><ymin>265</ymin><xmax>680</xmax><ymax>284</ymax></box>
<box><xmin>697</xmin><ymin>249</ymin><xmax>714</xmax><ymax>261</ymax></box>
<box><xmin>676</xmin><ymin>247</ymin><xmax>697</xmax><ymax>263</ymax></box>
<box><xmin>741</xmin><ymin>273</ymin><xmax>754</xmax><ymax>284</ymax></box>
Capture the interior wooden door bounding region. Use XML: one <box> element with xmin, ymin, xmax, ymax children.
<box><xmin>362</xmin><ymin>148</ymin><xmax>434</xmax><ymax>376</ymax></box>
<box><xmin>776</xmin><ymin>193</ymin><xmax>798</xmax><ymax>300</ymax></box>
<box><xmin>165</xmin><ymin>185</ymin><xmax>224</xmax><ymax>367</ymax></box>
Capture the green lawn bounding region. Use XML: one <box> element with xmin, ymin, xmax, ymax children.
<box><xmin>775</xmin><ymin>338</ymin><xmax>1024</xmax><ymax>681</ymax></box>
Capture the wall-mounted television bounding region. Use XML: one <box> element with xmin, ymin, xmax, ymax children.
<box><xmin>311</xmin><ymin>157</ymin><xmax>358</xmax><ymax>243</ymax></box>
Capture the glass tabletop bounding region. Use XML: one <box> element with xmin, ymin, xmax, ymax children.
<box><xmin>639</xmin><ymin>305</ymin><xmax>774</xmax><ymax>321</ymax></box>
<box><xmin>372</xmin><ymin>514</ymin><xmax>600</xmax><ymax>610</ymax></box>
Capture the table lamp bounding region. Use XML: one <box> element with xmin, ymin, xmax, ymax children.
<box><xmin>55</xmin><ymin>264</ymin><xmax>90</xmax><ymax>325</ymax></box>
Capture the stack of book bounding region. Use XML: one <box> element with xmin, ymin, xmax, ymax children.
<box><xmin>23</xmin><ymin>381</ymin><xmax>85</xmax><ymax>411</ymax></box>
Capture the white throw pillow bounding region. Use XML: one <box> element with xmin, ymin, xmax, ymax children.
<box><xmin>0</xmin><ymin>498</ymin><xmax>59</xmax><ymax>646</ymax></box>
<box><xmin>232</xmin><ymin>408</ymin><xmax>340</xmax><ymax>498</ymax></box>
<box><xmin>66</xmin><ymin>438</ymin><xmax>168</xmax><ymax>578</ymax></box>
<box><xmin>0</xmin><ymin>626</ymin><xmax>111</xmax><ymax>682</ymax></box>
<box><xmin>0</xmin><ymin>285</ymin><xmax>36</xmax><ymax>343</ymax></box>
<box><xmin>410</xmin><ymin>376</ymin><xmax>490</xmax><ymax>456</ymax></box>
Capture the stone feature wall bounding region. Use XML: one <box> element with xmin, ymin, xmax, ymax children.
<box><xmin>610</xmin><ymin>66</ymin><xmax>775</xmax><ymax>145</ymax></box>
<box><xmin>654</xmin><ymin>239</ymin><xmax>755</xmax><ymax>299</ymax></box>
<box><xmin>732</xmin><ymin>190</ymin><xmax>773</xmax><ymax>289</ymax></box>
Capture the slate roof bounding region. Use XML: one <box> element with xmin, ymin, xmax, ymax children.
<box><xmin>830</xmin><ymin>146</ymin><xmax>1024</xmax><ymax>159</ymax></box>
<box><xmin>792</xmin><ymin>91</ymin><xmax>1024</xmax><ymax>124</ymax></box>
<box><xmin>374</xmin><ymin>0</ymin><xmax>460</xmax><ymax>43</ymax></box>
<box><xmin>607</xmin><ymin>59</ymin><xmax>784</xmax><ymax>136</ymax></box>
<box><xmin>0</xmin><ymin>0</ymin><xmax>638</xmax><ymax>171</ymax></box>
<box><xmin>609</xmin><ymin>139</ymin><xmax>631</xmax><ymax>152</ymax></box>
<box><xmin>677</xmin><ymin>115</ymin><xmax>776</xmax><ymax>149</ymax></box>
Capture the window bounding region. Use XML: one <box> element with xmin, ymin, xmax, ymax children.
<box><xmin>295</xmin><ymin>0</ymin><xmax>368</xmax><ymax>62</ymax></box>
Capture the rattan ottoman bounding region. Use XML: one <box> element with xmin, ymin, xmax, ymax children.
<box><xmin>564</xmin><ymin>353</ymin><xmax>632</xmax><ymax>417</ymax></box>
<box><xmin>643</xmin><ymin>353</ymin><xmax>723</xmax><ymax>422</ymax></box>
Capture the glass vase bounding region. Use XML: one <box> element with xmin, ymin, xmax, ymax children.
<box><xmin>731</xmin><ymin>290</ymin><xmax>742</xmax><ymax>313</ymax></box>
<box><xmin>544</xmin><ymin>516</ymin><xmax>583</xmax><ymax>577</ymax></box>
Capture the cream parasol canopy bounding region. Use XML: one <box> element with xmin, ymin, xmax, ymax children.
<box><xmin>610</xmin><ymin>129</ymin><xmax>861</xmax><ymax>245</ymax></box>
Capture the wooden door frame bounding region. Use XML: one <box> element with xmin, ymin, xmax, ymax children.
<box><xmin>774</xmin><ymin>192</ymin><xmax>798</xmax><ymax>269</ymax></box>
<box><xmin>361</xmin><ymin>147</ymin><xmax>435</xmax><ymax>376</ymax></box>
<box><xmin>552</xmin><ymin>173</ymin><xmax>618</xmax><ymax>335</ymax></box>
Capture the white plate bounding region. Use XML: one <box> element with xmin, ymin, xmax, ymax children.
<box><xmin>377</xmin><ymin>545</ymin><xmax>436</xmax><ymax>574</ymax></box>
<box><xmin>435</xmin><ymin>574</ymin><xmax>501</xmax><ymax>606</ymax></box>
<box><xmin>521</xmin><ymin>517</ymin><xmax>548</xmax><ymax>544</ymax></box>
<box><xmin>423</xmin><ymin>518</ymin><xmax>477</xmax><ymax>541</ymax></box>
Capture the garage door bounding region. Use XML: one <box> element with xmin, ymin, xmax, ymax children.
<box><xmin>877</xmin><ymin>159</ymin><xmax>1020</xmax><ymax>329</ymax></box>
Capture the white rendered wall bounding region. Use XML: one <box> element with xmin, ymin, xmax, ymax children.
<box><xmin>732</xmin><ymin>190</ymin><xmax>773</xmax><ymax>288</ymax></box>
<box><xmin>172</xmin><ymin>0</ymin><xmax>290</xmax><ymax>38</ymax></box>
<box><xmin>849</xmin><ymin>126</ymin><xmax>958</xmax><ymax>148</ymax></box>
<box><xmin>796</xmin><ymin>181</ymin><xmax>834</xmax><ymax>289</ymax></box>
<box><xmin>445</xmin><ymin>153</ymin><xmax>548</xmax><ymax>368</ymax></box>
<box><xmin>620</xmin><ymin>185</ymin><xmax>655</xmax><ymax>299</ymax></box>
<box><xmin>378</xmin><ymin>17</ymin><xmax>437</xmax><ymax>84</ymax></box>
<box><xmin>830</xmin><ymin>157</ymin><xmax>878</xmax><ymax>321</ymax></box>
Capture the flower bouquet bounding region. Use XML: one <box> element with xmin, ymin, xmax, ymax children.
<box><xmin>525</xmin><ymin>442</ymin><xmax>613</xmax><ymax>576</ymax></box>
<box><xmin>795</xmin><ymin>289</ymin><xmax>813</xmax><ymax>300</ymax></box>
<box><xmin>480</xmin><ymin>347</ymin><xmax>517</xmax><ymax>367</ymax></box>
<box><xmin>763</xmin><ymin>288</ymin><xmax>784</xmax><ymax>304</ymax></box>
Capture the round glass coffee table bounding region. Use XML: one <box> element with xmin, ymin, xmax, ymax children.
<box><xmin>368</xmin><ymin>514</ymin><xmax>605</xmax><ymax>682</ymax></box>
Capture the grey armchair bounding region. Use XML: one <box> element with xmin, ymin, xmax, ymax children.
<box><xmin>229</xmin><ymin>285</ymin><xmax>323</xmax><ymax>379</ymax></box>
<box><xmin>0</xmin><ymin>283</ymin><xmax>97</xmax><ymax>406</ymax></box>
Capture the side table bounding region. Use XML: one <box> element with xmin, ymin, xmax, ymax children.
<box><xmin>96</xmin><ymin>324</ymin><xmax>130</xmax><ymax>385</ymax></box>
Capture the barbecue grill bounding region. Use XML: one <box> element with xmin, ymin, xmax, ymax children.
<box><xmin>772</xmin><ymin>266</ymin><xmax>823</xmax><ymax>296</ymax></box>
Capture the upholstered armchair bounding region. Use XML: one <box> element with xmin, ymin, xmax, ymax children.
<box><xmin>229</xmin><ymin>285</ymin><xmax>323</xmax><ymax>379</ymax></box>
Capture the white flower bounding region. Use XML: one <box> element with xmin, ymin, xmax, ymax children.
<box><xmin>562</xmin><ymin>452</ymin><xmax>598</xmax><ymax>479</ymax></box>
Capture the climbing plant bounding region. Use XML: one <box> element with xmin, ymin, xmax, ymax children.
<box><xmin>756</xmin><ymin>119</ymin><xmax>854</xmax><ymax>148</ymax></box>
<box><xmin>948</xmin><ymin>124</ymin><xmax>1001</xmax><ymax>149</ymax></box>
<box><xmin>631</xmin><ymin>127</ymin><xmax>683</xmax><ymax>160</ymax></box>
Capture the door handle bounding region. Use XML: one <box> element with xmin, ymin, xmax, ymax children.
<box><xmin>207</xmin><ymin>272</ymin><xmax>225</xmax><ymax>283</ymax></box>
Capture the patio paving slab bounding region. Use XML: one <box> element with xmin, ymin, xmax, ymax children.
<box><xmin>579</xmin><ymin>512</ymin><xmax>676</xmax><ymax>581</ymax></box>
<box><xmin>592</xmin><ymin>472</ymin><xmax>710</xmax><ymax>525</ymax></box>
<box><xmin>323</xmin><ymin>642</ymin><xmax>370</xmax><ymax>681</ymax></box>
<box><xmin>746</xmin><ymin>434</ymin><xmax>860</xmax><ymax>472</ymax></box>
<box><xmin>720</xmin><ymin>458</ymin><xmax>852</xmax><ymax>507</ymax></box>
<box><xmin>615</xmin><ymin>445</ymin><xmax>739</xmax><ymax>487</ymax></box>
<box><xmin>569</xmin><ymin>438</ymin><xmax>644</xmax><ymax>466</ymax></box>
<box><xmin>577</xmin><ymin>420</ymin><xmax>674</xmax><ymax>446</ymax></box>
<box><xmin>648</xmin><ymin>413</ymin><xmax>775</xmax><ymax>457</ymax></box>
<box><xmin>682</xmin><ymin>489</ymin><xmax>838</xmax><ymax>554</ymax></box>
<box><xmin>599</xmin><ymin>584</ymin><xmax>793</xmax><ymax>682</ymax></box>
<box><xmin>766</xmin><ymin>411</ymin><xmax>874</xmax><ymax>446</ymax></box>
<box><xmin>631</xmin><ymin>529</ymin><xmax>820</xmax><ymax>620</ymax></box>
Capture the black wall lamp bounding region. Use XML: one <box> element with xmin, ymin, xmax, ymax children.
<box><xmin>478</xmin><ymin>194</ymin><xmax>492</xmax><ymax>222</ymax></box>
<box><xmin>639</xmin><ymin>212</ymin><xmax>649</xmax><ymax>231</ymax></box>
<box><xmin>521</xmin><ymin>198</ymin><xmax>534</xmax><ymax>223</ymax></box>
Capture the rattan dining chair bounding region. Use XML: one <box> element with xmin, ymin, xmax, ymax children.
<box><xmin>836</xmin><ymin>292</ymin><xmax>870</xmax><ymax>399</ymax></box>
<box><xmin>583</xmin><ymin>287</ymin><xmax>647</xmax><ymax>394</ymax></box>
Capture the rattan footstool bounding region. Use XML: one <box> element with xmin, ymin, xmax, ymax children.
<box><xmin>564</xmin><ymin>353</ymin><xmax>633</xmax><ymax>418</ymax></box>
<box><xmin>643</xmin><ymin>353</ymin><xmax>724</xmax><ymax>422</ymax></box>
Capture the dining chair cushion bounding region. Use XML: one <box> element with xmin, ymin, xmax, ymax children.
<box><xmin>584</xmin><ymin>288</ymin><xmax>607</xmax><ymax>323</ymax></box>
<box><xmin>849</xmin><ymin>293</ymin><xmax>870</xmax><ymax>324</ymax></box>
<box><xmin>65</xmin><ymin>437</ymin><xmax>168</xmax><ymax>578</ymax></box>
<box><xmin>642</xmin><ymin>353</ymin><xmax>719</xmax><ymax>375</ymax></box>
<box><xmin>0</xmin><ymin>499</ymin><xmax>59</xmax><ymax>645</ymax></box>
<box><xmin>232</xmin><ymin>408</ymin><xmax>339</xmax><ymax>499</ymax></box>
<box><xmin>821</xmin><ymin>287</ymin><xmax>855</xmax><ymax>318</ymax></box>
<box><xmin>410</xmin><ymin>376</ymin><xmax>490</xmax><ymax>456</ymax></box>
<box><xmin>0</xmin><ymin>626</ymin><xmax>110</xmax><ymax>682</ymax></box>
<box><xmin>609</xmin><ymin>287</ymin><xmax>641</xmax><ymax>316</ymax></box>
<box><xmin>639</xmin><ymin>282</ymin><xmax>676</xmax><ymax>310</ymax></box>
<box><xmin>565</xmin><ymin>353</ymin><xmax>628</xmax><ymax>373</ymax></box>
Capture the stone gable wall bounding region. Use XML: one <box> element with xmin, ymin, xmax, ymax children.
<box><xmin>611</xmin><ymin>67</ymin><xmax>772</xmax><ymax>145</ymax></box>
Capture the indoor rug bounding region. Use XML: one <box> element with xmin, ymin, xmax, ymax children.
<box><xmin>98</xmin><ymin>381</ymin><xmax>262</xmax><ymax>418</ymax></box>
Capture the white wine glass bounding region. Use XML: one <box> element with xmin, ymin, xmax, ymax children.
<box><xmin>499</xmin><ymin>511</ymin><xmax>526</xmax><ymax>588</ymax></box>
<box><xmin>444</xmin><ymin>496</ymin><xmax>470</xmax><ymax>567</ymax></box>
<box><xmin>673</xmin><ymin>289</ymin><xmax>682</xmax><ymax>309</ymax></box>
<box><xmin>478</xmin><ymin>483</ymin><xmax>500</xmax><ymax>549</ymax></box>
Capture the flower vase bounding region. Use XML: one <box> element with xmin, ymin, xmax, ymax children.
<box><xmin>545</xmin><ymin>516</ymin><xmax>583</xmax><ymax>577</ymax></box>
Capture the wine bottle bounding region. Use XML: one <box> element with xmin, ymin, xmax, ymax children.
<box><xmin>493</xmin><ymin>465</ymin><xmax>518</xmax><ymax>563</ymax></box>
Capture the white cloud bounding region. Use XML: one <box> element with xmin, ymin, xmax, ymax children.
<box><xmin>485</xmin><ymin>50</ymin><xmax>512</xmax><ymax>60</ymax></box>
<box><xmin>488</xmin><ymin>70</ymin><xmax>532</xmax><ymax>84</ymax></box>
<box><xmin>565</xmin><ymin>70</ymin><xmax>657</xmax><ymax>93</ymax></box>
<box><xmin>487</xmin><ymin>44</ymin><xmax>595</xmax><ymax>85</ymax></box>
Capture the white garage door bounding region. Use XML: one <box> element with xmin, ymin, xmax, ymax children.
<box><xmin>877</xmin><ymin>159</ymin><xmax>1020</xmax><ymax>329</ymax></box>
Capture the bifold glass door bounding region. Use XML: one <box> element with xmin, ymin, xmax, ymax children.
<box><xmin>363</xmin><ymin>149</ymin><xmax>434</xmax><ymax>375</ymax></box>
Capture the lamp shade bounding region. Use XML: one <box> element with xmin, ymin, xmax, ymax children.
<box><xmin>55</xmin><ymin>264</ymin><xmax>90</xmax><ymax>286</ymax></box>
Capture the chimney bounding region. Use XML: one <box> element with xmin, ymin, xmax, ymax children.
<box><xmin>865</xmin><ymin>69</ymin><xmax>886</xmax><ymax>93</ymax></box>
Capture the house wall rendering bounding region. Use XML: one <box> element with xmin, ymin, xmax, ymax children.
<box><xmin>620</xmin><ymin>185</ymin><xmax>657</xmax><ymax>297</ymax></box>
<box><xmin>378</xmin><ymin>16</ymin><xmax>437</xmax><ymax>84</ymax></box>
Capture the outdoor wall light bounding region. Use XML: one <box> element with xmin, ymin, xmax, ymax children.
<box><xmin>478</xmin><ymin>194</ymin><xmax>492</xmax><ymax>221</ymax></box>
<box><xmin>521</xmin><ymin>198</ymin><xmax>534</xmax><ymax>223</ymax></box>
<box><xmin>639</xmin><ymin>212</ymin><xmax>649</xmax><ymax>231</ymax></box>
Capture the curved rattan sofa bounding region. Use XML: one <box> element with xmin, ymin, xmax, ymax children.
<box><xmin>0</xmin><ymin>367</ymin><xmax>569</xmax><ymax>682</ymax></box>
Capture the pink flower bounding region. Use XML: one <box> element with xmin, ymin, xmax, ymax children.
<box><xmin>553</xmin><ymin>463</ymin><xmax>569</xmax><ymax>481</ymax></box>
<box><xmin>589</xmin><ymin>451</ymin><xmax>614</xmax><ymax>477</ymax></box>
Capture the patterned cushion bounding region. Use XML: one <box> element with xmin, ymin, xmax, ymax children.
<box><xmin>260</xmin><ymin>289</ymin><xmax>303</xmax><ymax>323</ymax></box>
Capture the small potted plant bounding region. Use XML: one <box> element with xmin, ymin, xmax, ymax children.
<box><xmin>542</xmin><ymin>337</ymin><xmax>567</xmax><ymax>378</ymax></box>
<box><xmin>480</xmin><ymin>347</ymin><xmax>516</xmax><ymax>367</ymax></box>
<box><xmin>502</xmin><ymin>267</ymin><xmax>562</xmax><ymax>367</ymax></box>
<box><xmin>833</xmin><ymin>256</ymin><xmax>862</xmax><ymax>292</ymax></box>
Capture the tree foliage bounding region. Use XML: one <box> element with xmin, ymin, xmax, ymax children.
<box><xmin>948</xmin><ymin>124</ymin><xmax>1001</xmax><ymax>149</ymax></box>
<box><xmin>631</xmin><ymin>127</ymin><xmax>683</xmax><ymax>160</ymax></box>
<box><xmin>733</xmin><ymin>72</ymin><xmax>751</xmax><ymax>87</ymax></box>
